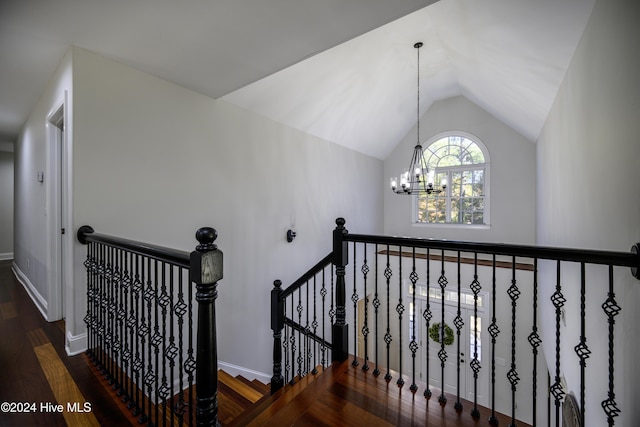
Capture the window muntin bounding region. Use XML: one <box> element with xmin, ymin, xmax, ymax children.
<box><xmin>416</xmin><ymin>134</ymin><xmax>489</xmax><ymax>225</ymax></box>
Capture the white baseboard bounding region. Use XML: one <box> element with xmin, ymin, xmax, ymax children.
<box><xmin>0</xmin><ymin>252</ymin><xmax>13</xmax><ymax>261</ymax></box>
<box><xmin>65</xmin><ymin>330</ymin><xmax>87</xmax><ymax>356</ymax></box>
<box><xmin>218</xmin><ymin>360</ymin><xmax>271</xmax><ymax>384</ymax></box>
<box><xmin>11</xmin><ymin>262</ymin><xmax>48</xmax><ymax>321</ymax></box>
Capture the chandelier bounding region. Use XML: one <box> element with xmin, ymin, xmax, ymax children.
<box><xmin>390</xmin><ymin>42</ymin><xmax>447</xmax><ymax>195</ymax></box>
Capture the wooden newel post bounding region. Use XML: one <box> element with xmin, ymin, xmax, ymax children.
<box><xmin>190</xmin><ymin>227</ymin><xmax>223</xmax><ymax>427</ymax></box>
<box><xmin>270</xmin><ymin>280</ymin><xmax>285</xmax><ymax>394</ymax></box>
<box><xmin>332</xmin><ymin>217</ymin><xmax>349</xmax><ymax>362</ymax></box>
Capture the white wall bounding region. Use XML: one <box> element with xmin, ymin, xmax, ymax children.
<box><xmin>69</xmin><ymin>47</ymin><xmax>383</xmax><ymax>376</ymax></box>
<box><xmin>0</xmin><ymin>149</ymin><xmax>14</xmax><ymax>259</ymax></box>
<box><xmin>537</xmin><ymin>0</ymin><xmax>640</xmax><ymax>425</ymax></box>
<box><xmin>13</xmin><ymin>49</ymin><xmax>73</xmax><ymax>321</ymax></box>
<box><xmin>384</xmin><ymin>96</ymin><xmax>536</xmax><ymax>244</ymax></box>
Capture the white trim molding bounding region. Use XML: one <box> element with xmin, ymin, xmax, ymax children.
<box><xmin>218</xmin><ymin>360</ymin><xmax>271</xmax><ymax>384</ymax></box>
<box><xmin>0</xmin><ymin>252</ymin><xmax>14</xmax><ymax>261</ymax></box>
<box><xmin>11</xmin><ymin>262</ymin><xmax>48</xmax><ymax>321</ymax></box>
<box><xmin>65</xmin><ymin>331</ymin><xmax>87</xmax><ymax>356</ymax></box>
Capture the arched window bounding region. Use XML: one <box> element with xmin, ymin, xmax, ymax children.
<box><xmin>416</xmin><ymin>133</ymin><xmax>490</xmax><ymax>225</ymax></box>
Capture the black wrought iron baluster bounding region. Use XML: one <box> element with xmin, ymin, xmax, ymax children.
<box><xmin>175</xmin><ymin>266</ymin><xmax>187</xmax><ymax>426</ymax></box>
<box><xmin>297</xmin><ymin>288</ymin><xmax>303</xmax><ymax>379</ymax></box>
<box><xmin>470</xmin><ymin>253</ymin><xmax>481</xmax><ymax>420</ymax></box>
<box><xmin>438</xmin><ymin>251</ymin><xmax>447</xmax><ymax>406</ymax></box>
<box><xmin>454</xmin><ymin>252</ymin><xmax>463</xmax><ymax>413</ymax></box>
<box><xmin>352</xmin><ymin>242</ymin><xmax>359</xmax><ymax>367</ymax></box>
<box><xmin>320</xmin><ymin>268</ymin><xmax>327</xmax><ymax>370</ymax></box>
<box><xmin>574</xmin><ymin>262</ymin><xmax>591</xmax><ymax>425</ymax></box>
<box><xmin>601</xmin><ymin>265</ymin><xmax>620</xmax><ymax>426</ymax></box>
<box><xmin>312</xmin><ymin>275</ymin><xmax>318</xmax><ymax>375</ymax></box>
<box><xmin>168</xmin><ymin>265</ymin><xmax>178</xmax><ymax>427</ymax></box>
<box><xmin>185</xmin><ymin>254</ymin><xmax>195</xmax><ymax>427</ymax></box>
<box><xmin>361</xmin><ymin>243</ymin><xmax>370</xmax><ymax>372</ymax></box>
<box><xmin>488</xmin><ymin>254</ymin><xmax>499</xmax><ymax>426</ymax></box>
<box><xmin>384</xmin><ymin>245</ymin><xmax>393</xmax><ymax>382</ymax></box>
<box><xmin>423</xmin><ymin>247</ymin><xmax>432</xmax><ymax>399</ymax></box>
<box><xmin>283</xmin><ymin>295</ymin><xmax>290</xmax><ymax>385</ymax></box>
<box><xmin>159</xmin><ymin>262</ymin><xmax>171</xmax><ymax>427</ymax></box>
<box><xmin>409</xmin><ymin>247</ymin><xmax>418</xmax><ymax>393</ymax></box>
<box><xmin>106</xmin><ymin>245</ymin><xmax>115</xmax><ymax>385</ymax></box>
<box><xmin>372</xmin><ymin>244</ymin><xmax>380</xmax><ymax>377</ymax></box>
<box><xmin>131</xmin><ymin>254</ymin><xmax>143</xmax><ymax>417</ymax></box>
<box><xmin>396</xmin><ymin>245</ymin><xmax>405</xmax><ymax>388</ymax></box>
<box><xmin>141</xmin><ymin>256</ymin><xmax>154</xmax><ymax>424</ymax></box>
<box><xmin>84</xmin><ymin>241</ymin><xmax>95</xmax><ymax>363</ymax></box>
<box><xmin>306</xmin><ymin>280</ymin><xmax>311</xmax><ymax>376</ymax></box>
<box><xmin>290</xmin><ymin>294</ymin><xmax>296</xmax><ymax>385</ymax></box>
<box><xmin>152</xmin><ymin>260</ymin><xmax>162</xmax><ymax>426</ymax></box>
<box><xmin>528</xmin><ymin>259</ymin><xmax>541</xmax><ymax>427</ymax></box>
<box><xmin>574</xmin><ymin>262</ymin><xmax>590</xmax><ymax>427</ymax></box>
<box><xmin>550</xmin><ymin>261</ymin><xmax>566</xmax><ymax>427</ymax></box>
<box><xmin>507</xmin><ymin>256</ymin><xmax>521</xmax><ymax>427</ymax></box>
<box><xmin>121</xmin><ymin>250</ymin><xmax>132</xmax><ymax>404</ymax></box>
<box><xmin>115</xmin><ymin>248</ymin><xmax>125</xmax><ymax>397</ymax></box>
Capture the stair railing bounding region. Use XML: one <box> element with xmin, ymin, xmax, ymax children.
<box><xmin>78</xmin><ymin>226</ymin><xmax>223</xmax><ymax>427</ymax></box>
<box><xmin>271</xmin><ymin>217</ymin><xmax>640</xmax><ymax>427</ymax></box>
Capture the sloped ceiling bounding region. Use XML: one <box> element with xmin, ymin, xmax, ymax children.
<box><xmin>224</xmin><ymin>0</ymin><xmax>597</xmax><ymax>158</ymax></box>
<box><xmin>0</xmin><ymin>0</ymin><xmax>596</xmax><ymax>159</ymax></box>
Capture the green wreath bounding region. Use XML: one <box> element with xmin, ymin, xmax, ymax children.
<box><xmin>429</xmin><ymin>322</ymin><xmax>455</xmax><ymax>346</ymax></box>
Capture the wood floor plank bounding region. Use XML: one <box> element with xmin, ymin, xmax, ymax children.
<box><xmin>33</xmin><ymin>342</ymin><xmax>101</xmax><ymax>427</ymax></box>
<box><xmin>0</xmin><ymin>301</ymin><xmax>17</xmax><ymax>319</ymax></box>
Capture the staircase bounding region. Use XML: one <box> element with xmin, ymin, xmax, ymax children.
<box><xmin>217</xmin><ymin>370</ymin><xmax>270</xmax><ymax>425</ymax></box>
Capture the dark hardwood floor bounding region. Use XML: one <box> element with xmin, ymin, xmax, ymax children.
<box><xmin>0</xmin><ymin>260</ymin><xmax>134</xmax><ymax>427</ymax></box>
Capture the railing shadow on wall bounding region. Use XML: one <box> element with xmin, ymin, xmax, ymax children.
<box><xmin>77</xmin><ymin>225</ymin><xmax>223</xmax><ymax>427</ymax></box>
<box><xmin>271</xmin><ymin>218</ymin><xmax>640</xmax><ymax>427</ymax></box>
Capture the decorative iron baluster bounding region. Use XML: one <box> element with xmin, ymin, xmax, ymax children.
<box><xmin>283</xmin><ymin>294</ymin><xmax>290</xmax><ymax>385</ymax></box>
<box><xmin>409</xmin><ymin>247</ymin><xmax>419</xmax><ymax>393</ymax></box>
<box><xmin>168</xmin><ymin>265</ymin><xmax>179</xmax><ymax>425</ymax></box>
<box><xmin>470</xmin><ymin>253</ymin><xmax>481</xmax><ymax>420</ymax></box>
<box><xmin>290</xmin><ymin>295</ymin><xmax>296</xmax><ymax>385</ymax></box>
<box><xmin>142</xmin><ymin>258</ymin><xmax>154</xmax><ymax>424</ymax></box>
<box><xmin>601</xmin><ymin>265</ymin><xmax>620</xmax><ymax>426</ymax></box>
<box><xmin>384</xmin><ymin>245</ymin><xmax>393</xmax><ymax>382</ymax></box>
<box><xmin>297</xmin><ymin>288</ymin><xmax>303</xmax><ymax>379</ymax></box>
<box><xmin>306</xmin><ymin>280</ymin><xmax>311</xmax><ymax>375</ymax></box>
<box><xmin>185</xmin><ymin>254</ymin><xmax>196</xmax><ymax>427</ymax></box>
<box><xmin>106</xmin><ymin>246</ymin><xmax>115</xmax><ymax>385</ymax></box>
<box><xmin>574</xmin><ymin>262</ymin><xmax>590</xmax><ymax>427</ymax></box>
<box><xmin>550</xmin><ymin>261</ymin><xmax>566</xmax><ymax>426</ymax></box>
<box><xmin>507</xmin><ymin>256</ymin><xmax>521</xmax><ymax>427</ymax></box>
<box><xmin>528</xmin><ymin>259</ymin><xmax>541</xmax><ymax>427</ymax></box>
<box><xmin>120</xmin><ymin>250</ymin><xmax>132</xmax><ymax>403</ymax></box>
<box><xmin>361</xmin><ymin>245</ymin><xmax>370</xmax><ymax>372</ymax></box>
<box><xmin>131</xmin><ymin>254</ymin><xmax>143</xmax><ymax>416</ymax></box>
<box><xmin>352</xmin><ymin>242</ymin><xmax>359</xmax><ymax>367</ymax></box>
<box><xmin>159</xmin><ymin>262</ymin><xmax>171</xmax><ymax>425</ymax></box>
<box><xmin>397</xmin><ymin>245</ymin><xmax>405</xmax><ymax>388</ymax></box>
<box><xmin>454</xmin><ymin>252</ymin><xmax>463</xmax><ymax>413</ymax></box>
<box><xmin>372</xmin><ymin>244</ymin><xmax>381</xmax><ymax>377</ymax></box>
<box><xmin>175</xmin><ymin>264</ymin><xmax>187</xmax><ymax>425</ymax></box>
<box><xmin>488</xmin><ymin>254</ymin><xmax>499</xmax><ymax>426</ymax></box>
<box><xmin>320</xmin><ymin>268</ymin><xmax>327</xmax><ymax>370</ymax></box>
<box><xmin>312</xmin><ymin>275</ymin><xmax>318</xmax><ymax>375</ymax></box>
<box><xmin>424</xmin><ymin>247</ymin><xmax>432</xmax><ymax>399</ymax></box>
<box><xmin>438</xmin><ymin>251</ymin><xmax>447</xmax><ymax>406</ymax></box>
<box><xmin>114</xmin><ymin>248</ymin><xmax>125</xmax><ymax>396</ymax></box>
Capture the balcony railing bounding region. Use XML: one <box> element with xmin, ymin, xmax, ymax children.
<box><xmin>77</xmin><ymin>226</ymin><xmax>223</xmax><ymax>427</ymax></box>
<box><xmin>271</xmin><ymin>218</ymin><xmax>639</xmax><ymax>426</ymax></box>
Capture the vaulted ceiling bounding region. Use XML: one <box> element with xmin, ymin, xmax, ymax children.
<box><xmin>0</xmin><ymin>0</ymin><xmax>596</xmax><ymax>158</ymax></box>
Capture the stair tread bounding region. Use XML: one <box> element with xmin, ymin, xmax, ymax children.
<box><xmin>218</xmin><ymin>370</ymin><xmax>264</xmax><ymax>403</ymax></box>
<box><xmin>234</xmin><ymin>374</ymin><xmax>270</xmax><ymax>396</ymax></box>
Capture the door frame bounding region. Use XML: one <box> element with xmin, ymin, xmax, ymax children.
<box><xmin>46</xmin><ymin>94</ymin><xmax>71</xmax><ymax>322</ymax></box>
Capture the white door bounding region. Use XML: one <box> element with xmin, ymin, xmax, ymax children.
<box><xmin>408</xmin><ymin>290</ymin><xmax>489</xmax><ymax>407</ymax></box>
